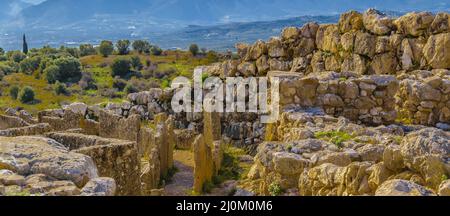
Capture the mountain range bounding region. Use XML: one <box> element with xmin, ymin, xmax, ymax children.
<box><xmin>5</xmin><ymin>0</ymin><xmax>450</xmax><ymax>26</ymax></box>
<box><xmin>0</xmin><ymin>0</ymin><xmax>449</xmax><ymax>51</ymax></box>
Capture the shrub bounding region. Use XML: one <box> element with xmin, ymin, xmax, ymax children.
<box><xmin>132</xmin><ymin>40</ymin><xmax>151</xmax><ymax>54</ymax></box>
<box><xmin>116</xmin><ymin>40</ymin><xmax>130</xmax><ymax>55</ymax></box>
<box><xmin>45</xmin><ymin>57</ymin><xmax>82</xmax><ymax>84</ymax></box>
<box><xmin>8</xmin><ymin>51</ymin><xmax>26</xmax><ymax>63</ymax></box>
<box><xmin>0</xmin><ymin>71</ymin><xmax>4</xmax><ymax>81</ymax></box>
<box><xmin>44</xmin><ymin>65</ymin><xmax>60</xmax><ymax>84</ymax></box>
<box><xmin>131</xmin><ymin>56</ymin><xmax>143</xmax><ymax>70</ymax></box>
<box><xmin>18</xmin><ymin>86</ymin><xmax>35</xmax><ymax>104</ymax></box>
<box><xmin>19</xmin><ymin>56</ymin><xmax>41</xmax><ymax>75</ymax></box>
<box><xmin>111</xmin><ymin>58</ymin><xmax>131</xmax><ymax>78</ymax></box>
<box><xmin>189</xmin><ymin>44</ymin><xmax>199</xmax><ymax>56</ymax></box>
<box><xmin>9</xmin><ymin>85</ymin><xmax>19</xmax><ymax>100</ymax></box>
<box><xmin>150</xmin><ymin>46</ymin><xmax>163</xmax><ymax>56</ymax></box>
<box><xmin>0</xmin><ymin>63</ymin><xmax>14</xmax><ymax>75</ymax></box>
<box><xmin>112</xmin><ymin>77</ymin><xmax>127</xmax><ymax>91</ymax></box>
<box><xmin>79</xmin><ymin>44</ymin><xmax>97</xmax><ymax>57</ymax></box>
<box><xmin>78</xmin><ymin>72</ymin><xmax>97</xmax><ymax>90</ymax></box>
<box><xmin>124</xmin><ymin>83</ymin><xmax>138</xmax><ymax>94</ymax></box>
<box><xmin>60</xmin><ymin>46</ymin><xmax>80</xmax><ymax>58</ymax></box>
<box><xmin>268</xmin><ymin>182</ymin><xmax>283</xmax><ymax>196</ymax></box>
<box><xmin>314</xmin><ymin>131</ymin><xmax>354</xmax><ymax>148</ymax></box>
<box><xmin>98</xmin><ymin>40</ymin><xmax>114</xmax><ymax>57</ymax></box>
<box><xmin>0</xmin><ymin>47</ymin><xmax>4</xmax><ymax>55</ymax></box>
<box><xmin>54</xmin><ymin>81</ymin><xmax>69</xmax><ymax>95</ymax></box>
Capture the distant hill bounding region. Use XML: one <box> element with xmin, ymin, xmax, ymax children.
<box><xmin>15</xmin><ymin>0</ymin><xmax>450</xmax><ymax>27</ymax></box>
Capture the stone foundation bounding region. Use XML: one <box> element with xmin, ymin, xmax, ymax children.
<box><xmin>46</xmin><ymin>132</ymin><xmax>141</xmax><ymax>195</ymax></box>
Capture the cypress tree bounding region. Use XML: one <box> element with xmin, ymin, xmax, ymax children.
<box><xmin>23</xmin><ymin>34</ymin><xmax>28</xmax><ymax>54</ymax></box>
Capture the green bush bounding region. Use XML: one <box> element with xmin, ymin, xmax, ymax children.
<box><xmin>268</xmin><ymin>182</ymin><xmax>283</xmax><ymax>196</ymax></box>
<box><xmin>189</xmin><ymin>44</ymin><xmax>199</xmax><ymax>56</ymax></box>
<box><xmin>130</xmin><ymin>56</ymin><xmax>143</xmax><ymax>70</ymax></box>
<box><xmin>79</xmin><ymin>44</ymin><xmax>97</xmax><ymax>57</ymax></box>
<box><xmin>132</xmin><ymin>40</ymin><xmax>151</xmax><ymax>54</ymax></box>
<box><xmin>44</xmin><ymin>57</ymin><xmax>82</xmax><ymax>84</ymax></box>
<box><xmin>18</xmin><ymin>86</ymin><xmax>35</xmax><ymax>104</ymax></box>
<box><xmin>54</xmin><ymin>81</ymin><xmax>69</xmax><ymax>95</ymax></box>
<box><xmin>19</xmin><ymin>56</ymin><xmax>41</xmax><ymax>75</ymax></box>
<box><xmin>98</xmin><ymin>40</ymin><xmax>114</xmax><ymax>57</ymax></box>
<box><xmin>111</xmin><ymin>58</ymin><xmax>131</xmax><ymax>78</ymax></box>
<box><xmin>8</xmin><ymin>51</ymin><xmax>26</xmax><ymax>63</ymax></box>
<box><xmin>112</xmin><ymin>77</ymin><xmax>127</xmax><ymax>91</ymax></box>
<box><xmin>9</xmin><ymin>86</ymin><xmax>19</xmax><ymax>100</ymax></box>
<box><xmin>150</xmin><ymin>46</ymin><xmax>163</xmax><ymax>56</ymax></box>
<box><xmin>124</xmin><ymin>83</ymin><xmax>138</xmax><ymax>94</ymax></box>
<box><xmin>314</xmin><ymin>131</ymin><xmax>354</xmax><ymax>148</ymax></box>
<box><xmin>116</xmin><ymin>40</ymin><xmax>130</xmax><ymax>55</ymax></box>
<box><xmin>0</xmin><ymin>64</ymin><xmax>14</xmax><ymax>75</ymax></box>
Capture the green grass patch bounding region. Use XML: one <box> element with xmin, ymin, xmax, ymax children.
<box><xmin>314</xmin><ymin>130</ymin><xmax>355</xmax><ymax>148</ymax></box>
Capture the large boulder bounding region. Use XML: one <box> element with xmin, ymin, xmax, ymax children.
<box><xmin>246</xmin><ymin>40</ymin><xmax>267</xmax><ymax>61</ymax></box>
<box><xmin>237</xmin><ymin>62</ymin><xmax>256</xmax><ymax>77</ymax></box>
<box><xmin>394</xmin><ymin>12</ymin><xmax>434</xmax><ymax>37</ymax></box>
<box><xmin>383</xmin><ymin>145</ymin><xmax>405</xmax><ymax>172</ymax></box>
<box><xmin>362</xmin><ymin>9</ymin><xmax>394</xmax><ymax>35</ymax></box>
<box><xmin>316</xmin><ymin>24</ymin><xmax>340</xmax><ymax>53</ymax></box>
<box><xmin>430</xmin><ymin>13</ymin><xmax>450</xmax><ymax>34</ymax></box>
<box><xmin>438</xmin><ymin>180</ymin><xmax>450</xmax><ymax>196</ymax></box>
<box><xmin>354</xmin><ymin>32</ymin><xmax>376</xmax><ymax>58</ymax></box>
<box><xmin>81</xmin><ymin>177</ymin><xmax>117</xmax><ymax>196</ymax></box>
<box><xmin>375</xmin><ymin>179</ymin><xmax>435</xmax><ymax>196</ymax></box>
<box><xmin>267</xmin><ymin>37</ymin><xmax>287</xmax><ymax>58</ymax></box>
<box><xmin>400</xmin><ymin>128</ymin><xmax>449</xmax><ymax>189</ymax></box>
<box><xmin>0</xmin><ymin>136</ymin><xmax>98</xmax><ymax>187</ymax></box>
<box><xmin>423</xmin><ymin>33</ymin><xmax>450</xmax><ymax>69</ymax></box>
<box><xmin>273</xmin><ymin>152</ymin><xmax>309</xmax><ymax>176</ymax></box>
<box><xmin>338</xmin><ymin>11</ymin><xmax>364</xmax><ymax>33</ymax></box>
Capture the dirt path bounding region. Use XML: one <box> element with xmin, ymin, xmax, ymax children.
<box><xmin>164</xmin><ymin>150</ymin><xmax>194</xmax><ymax>196</ymax></box>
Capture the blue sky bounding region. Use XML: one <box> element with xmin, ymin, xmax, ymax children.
<box><xmin>22</xmin><ymin>0</ymin><xmax>45</xmax><ymax>4</ymax></box>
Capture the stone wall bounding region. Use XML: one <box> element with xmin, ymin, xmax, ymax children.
<box><xmin>250</xmin><ymin>110</ymin><xmax>449</xmax><ymax>196</ymax></box>
<box><xmin>38</xmin><ymin>109</ymin><xmax>84</xmax><ymax>131</ymax></box>
<box><xmin>396</xmin><ymin>70</ymin><xmax>450</xmax><ymax>127</ymax></box>
<box><xmin>193</xmin><ymin>112</ymin><xmax>224</xmax><ymax>193</ymax></box>
<box><xmin>0</xmin><ymin>115</ymin><xmax>30</xmax><ymax>130</ymax></box>
<box><xmin>0</xmin><ymin>123</ymin><xmax>51</xmax><ymax>137</ymax></box>
<box><xmin>271</xmin><ymin>71</ymin><xmax>399</xmax><ymax>125</ymax></box>
<box><xmin>208</xmin><ymin>10</ymin><xmax>450</xmax><ymax>78</ymax></box>
<box><xmin>46</xmin><ymin>132</ymin><xmax>141</xmax><ymax>196</ymax></box>
<box><xmin>98</xmin><ymin>110</ymin><xmax>141</xmax><ymax>141</ymax></box>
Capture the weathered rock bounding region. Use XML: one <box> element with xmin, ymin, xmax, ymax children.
<box><xmin>81</xmin><ymin>177</ymin><xmax>117</xmax><ymax>196</ymax></box>
<box><xmin>316</xmin><ymin>24</ymin><xmax>340</xmax><ymax>53</ymax></box>
<box><xmin>368</xmin><ymin>162</ymin><xmax>393</xmax><ymax>191</ymax></box>
<box><xmin>370</xmin><ymin>52</ymin><xmax>398</xmax><ymax>74</ymax></box>
<box><xmin>375</xmin><ymin>179</ymin><xmax>435</xmax><ymax>196</ymax></box>
<box><xmin>383</xmin><ymin>145</ymin><xmax>405</xmax><ymax>172</ymax></box>
<box><xmin>423</xmin><ymin>33</ymin><xmax>450</xmax><ymax>69</ymax></box>
<box><xmin>431</xmin><ymin>13</ymin><xmax>450</xmax><ymax>34</ymax></box>
<box><xmin>394</xmin><ymin>12</ymin><xmax>434</xmax><ymax>37</ymax></box>
<box><xmin>438</xmin><ymin>180</ymin><xmax>450</xmax><ymax>196</ymax></box>
<box><xmin>354</xmin><ymin>32</ymin><xmax>376</xmax><ymax>58</ymax></box>
<box><xmin>267</xmin><ymin>37</ymin><xmax>287</xmax><ymax>58</ymax></box>
<box><xmin>237</xmin><ymin>62</ymin><xmax>256</xmax><ymax>77</ymax></box>
<box><xmin>339</xmin><ymin>11</ymin><xmax>364</xmax><ymax>33</ymax></box>
<box><xmin>362</xmin><ymin>9</ymin><xmax>394</xmax><ymax>35</ymax></box>
<box><xmin>0</xmin><ymin>136</ymin><xmax>98</xmax><ymax>187</ymax></box>
<box><xmin>400</xmin><ymin>128</ymin><xmax>449</xmax><ymax>189</ymax></box>
<box><xmin>66</xmin><ymin>102</ymin><xmax>88</xmax><ymax>116</ymax></box>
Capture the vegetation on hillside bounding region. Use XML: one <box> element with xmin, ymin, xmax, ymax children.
<box><xmin>0</xmin><ymin>40</ymin><xmax>221</xmax><ymax>114</ymax></box>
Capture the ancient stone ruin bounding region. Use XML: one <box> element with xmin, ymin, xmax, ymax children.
<box><xmin>1</xmin><ymin>9</ymin><xmax>449</xmax><ymax>196</ymax></box>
